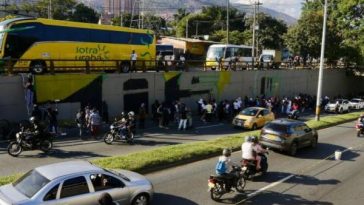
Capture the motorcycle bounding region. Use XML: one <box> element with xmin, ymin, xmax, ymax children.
<box><xmin>7</xmin><ymin>130</ymin><xmax>53</xmax><ymax>157</ymax></box>
<box><xmin>104</xmin><ymin>122</ymin><xmax>134</xmax><ymax>145</ymax></box>
<box><xmin>241</xmin><ymin>152</ymin><xmax>269</xmax><ymax>180</ymax></box>
<box><xmin>208</xmin><ymin>166</ymin><xmax>246</xmax><ymax>201</ymax></box>
<box><xmin>356</xmin><ymin>122</ymin><xmax>364</xmax><ymax>137</ymax></box>
<box><xmin>288</xmin><ymin>110</ymin><xmax>299</xmax><ymax>120</ymax></box>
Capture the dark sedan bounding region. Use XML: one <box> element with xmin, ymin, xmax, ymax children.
<box><xmin>260</xmin><ymin>119</ymin><xmax>318</xmax><ymax>156</ymax></box>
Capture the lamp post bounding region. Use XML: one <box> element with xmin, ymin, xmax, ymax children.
<box><xmin>315</xmin><ymin>0</ymin><xmax>328</xmax><ymax>121</ymax></box>
<box><xmin>226</xmin><ymin>0</ymin><xmax>229</xmax><ymax>44</ymax></box>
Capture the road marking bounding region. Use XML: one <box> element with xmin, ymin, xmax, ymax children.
<box><xmin>195</xmin><ymin>123</ymin><xmax>224</xmax><ymax>129</ymax></box>
<box><xmin>236</xmin><ymin>146</ymin><xmax>354</xmax><ymax>204</ymax></box>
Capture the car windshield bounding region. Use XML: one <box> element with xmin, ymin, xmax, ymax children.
<box><xmin>104</xmin><ymin>169</ymin><xmax>130</xmax><ymax>182</ymax></box>
<box><xmin>240</xmin><ymin>108</ymin><xmax>259</xmax><ymax>116</ymax></box>
<box><xmin>329</xmin><ymin>100</ymin><xmax>342</xmax><ymax>104</ymax></box>
<box><xmin>207</xmin><ymin>47</ymin><xmax>225</xmax><ymax>59</ymax></box>
<box><xmin>351</xmin><ymin>99</ymin><xmax>359</xmax><ymax>103</ymax></box>
<box><xmin>264</xmin><ymin>123</ymin><xmax>288</xmax><ymax>133</ymax></box>
<box><xmin>13</xmin><ymin>170</ymin><xmax>50</xmax><ymax>198</ymax></box>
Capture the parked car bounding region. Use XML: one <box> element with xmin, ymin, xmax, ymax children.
<box><xmin>324</xmin><ymin>99</ymin><xmax>351</xmax><ymax>113</ymax></box>
<box><xmin>260</xmin><ymin>119</ymin><xmax>318</xmax><ymax>156</ymax></box>
<box><xmin>0</xmin><ymin>161</ymin><xmax>153</xmax><ymax>205</ymax></box>
<box><xmin>349</xmin><ymin>98</ymin><xmax>364</xmax><ymax>110</ymax></box>
<box><xmin>232</xmin><ymin>107</ymin><xmax>275</xmax><ymax>130</ymax></box>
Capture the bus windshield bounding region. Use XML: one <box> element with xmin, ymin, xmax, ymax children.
<box><xmin>207</xmin><ymin>47</ymin><xmax>225</xmax><ymax>59</ymax></box>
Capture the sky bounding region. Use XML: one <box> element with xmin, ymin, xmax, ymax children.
<box><xmin>231</xmin><ymin>0</ymin><xmax>305</xmax><ymax>19</ymax></box>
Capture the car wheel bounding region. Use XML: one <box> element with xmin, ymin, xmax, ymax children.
<box><xmin>289</xmin><ymin>142</ymin><xmax>298</xmax><ymax>156</ymax></box>
<box><xmin>252</xmin><ymin>123</ymin><xmax>258</xmax><ymax>130</ymax></box>
<box><xmin>132</xmin><ymin>194</ymin><xmax>149</xmax><ymax>205</ymax></box>
<box><xmin>30</xmin><ymin>61</ymin><xmax>47</xmax><ymax>74</ymax></box>
<box><xmin>310</xmin><ymin>137</ymin><xmax>318</xmax><ymax>148</ymax></box>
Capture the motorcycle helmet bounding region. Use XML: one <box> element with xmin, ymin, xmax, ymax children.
<box><xmin>251</xmin><ymin>136</ymin><xmax>258</xmax><ymax>143</ymax></box>
<box><xmin>128</xmin><ymin>111</ymin><xmax>135</xmax><ymax>117</ymax></box>
<box><xmin>222</xmin><ymin>148</ymin><xmax>232</xmax><ymax>157</ymax></box>
<box><xmin>29</xmin><ymin>116</ymin><xmax>36</xmax><ymax>124</ymax></box>
<box><xmin>246</xmin><ymin>135</ymin><xmax>254</xmax><ymax>142</ymax></box>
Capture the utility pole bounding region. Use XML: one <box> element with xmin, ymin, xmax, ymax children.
<box><xmin>251</xmin><ymin>1</ymin><xmax>256</xmax><ymax>69</ymax></box>
<box><xmin>48</xmin><ymin>0</ymin><xmax>52</xmax><ymax>19</ymax></box>
<box><xmin>186</xmin><ymin>18</ymin><xmax>189</xmax><ymax>38</ymax></box>
<box><xmin>315</xmin><ymin>0</ymin><xmax>328</xmax><ymax>121</ymax></box>
<box><xmin>226</xmin><ymin>0</ymin><xmax>230</xmax><ymax>44</ymax></box>
<box><xmin>141</xmin><ymin>0</ymin><xmax>144</xmax><ymax>29</ymax></box>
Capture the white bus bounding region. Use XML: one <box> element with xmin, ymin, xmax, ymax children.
<box><xmin>205</xmin><ymin>44</ymin><xmax>253</xmax><ymax>70</ymax></box>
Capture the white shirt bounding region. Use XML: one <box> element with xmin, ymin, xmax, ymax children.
<box><xmin>233</xmin><ymin>101</ymin><xmax>240</xmax><ymax>110</ymax></box>
<box><xmin>218</xmin><ymin>156</ymin><xmax>233</xmax><ymax>173</ymax></box>
<box><xmin>131</xmin><ymin>53</ymin><xmax>137</xmax><ymax>61</ymax></box>
<box><xmin>242</xmin><ymin>142</ymin><xmax>254</xmax><ymax>160</ymax></box>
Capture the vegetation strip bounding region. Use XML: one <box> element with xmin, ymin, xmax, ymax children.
<box><xmin>0</xmin><ymin>112</ymin><xmax>361</xmax><ymax>186</ymax></box>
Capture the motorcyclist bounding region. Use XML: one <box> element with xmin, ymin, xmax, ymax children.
<box><xmin>215</xmin><ymin>148</ymin><xmax>237</xmax><ymax>191</ymax></box>
<box><xmin>241</xmin><ymin>135</ymin><xmax>255</xmax><ymax>162</ymax></box>
<box><xmin>127</xmin><ymin>111</ymin><xmax>136</xmax><ymax>136</ymax></box>
<box><xmin>27</xmin><ymin>116</ymin><xmax>44</xmax><ymax>147</ymax></box>
<box><xmin>358</xmin><ymin>114</ymin><xmax>364</xmax><ymax>124</ymax></box>
<box><xmin>251</xmin><ymin>136</ymin><xmax>268</xmax><ymax>170</ymax></box>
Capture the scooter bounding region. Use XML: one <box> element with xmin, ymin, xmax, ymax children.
<box><xmin>356</xmin><ymin>122</ymin><xmax>364</xmax><ymax>137</ymax></box>
<box><xmin>241</xmin><ymin>152</ymin><xmax>269</xmax><ymax>180</ymax></box>
<box><xmin>104</xmin><ymin>122</ymin><xmax>134</xmax><ymax>145</ymax></box>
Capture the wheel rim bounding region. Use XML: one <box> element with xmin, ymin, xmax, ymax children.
<box><xmin>235</xmin><ymin>177</ymin><xmax>246</xmax><ymax>192</ymax></box>
<box><xmin>134</xmin><ymin>195</ymin><xmax>148</xmax><ymax>205</ymax></box>
<box><xmin>9</xmin><ymin>143</ymin><xmax>22</xmax><ymax>155</ymax></box>
<box><xmin>211</xmin><ymin>184</ymin><xmax>223</xmax><ymax>200</ymax></box>
<box><xmin>104</xmin><ymin>133</ymin><xmax>114</xmax><ymax>143</ymax></box>
<box><xmin>33</xmin><ymin>64</ymin><xmax>44</xmax><ymax>73</ymax></box>
<box><xmin>41</xmin><ymin>140</ymin><xmax>52</xmax><ymax>151</ymax></box>
<box><xmin>122</xmin><ymin>64</ymin><xmax>130</xmax><ymax>73</ymax></box>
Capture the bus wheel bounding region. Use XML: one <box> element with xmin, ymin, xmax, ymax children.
<box><xmin>120</xmin><ymin>62</ymin><xmax>130</xmax><ymax>73</ymax></box>
<box><xmin>30</xmin><ymin>61</ymin><xmax>46</xmax><ymax>74</ymax></box>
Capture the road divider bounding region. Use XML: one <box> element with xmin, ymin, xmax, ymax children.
<box><xmin>0</xmin><ymin>111</ymin><xmax>362</xmax><ymax>186</ymax></box>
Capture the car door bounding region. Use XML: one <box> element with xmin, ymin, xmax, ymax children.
<box><xmin>54</xmin><ymin>176</ymin><xmax>97</xmax><ymax>205</ymax></box>
<box><xmin>301</xmin><ymin>124</ymin><xmax>314</xmax><ymax>147</ymax></box>
<box><xmin>292</xmin><ymin>125</ymin><xmax>306</xmax><ymax>148</ymax></box>
<box><xmin>89</xmin><ymin>173</ymin><xmax>130</xmax><ymax>204</ymax></box>
<box><xmin>343</xmin><ymin>100</ymin><xmax>349</xmax><ymax>111</ymax></box>
<box><xmin>255</xmin><ymin>110</ymin><xmax>265</xmax><ymax>127</ymax></box>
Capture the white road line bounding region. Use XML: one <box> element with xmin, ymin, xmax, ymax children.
<box><xmin>195</xmin><ymin>123</ymin><xmax>224</xmax><ymax>129</ymax></box>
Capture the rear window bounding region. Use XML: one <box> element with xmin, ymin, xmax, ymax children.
<box><xmin>13</xmin><ymin>170</ymin><xmax>50</xmax><ymax>198</ymax></box>
<box><xmin>264</xmin><ymin>123</ymin><xmax>288</xmax><ymax>132</ymax></box>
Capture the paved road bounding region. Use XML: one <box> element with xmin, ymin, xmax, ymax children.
<box><xmin>0</xmin><ymin>112</ymin><xmax>342</xmax><ymax>176</ymax></box>
<box><xmin>147</xmin><ymin>121</ymin><xmax>364</xmax><ymax>205</ymax></box>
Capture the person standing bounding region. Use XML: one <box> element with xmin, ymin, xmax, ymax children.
<box><xmin>89</xmin><ymin>108</ymin><xmax>101</xmax><ymax>139</ymax></box>
<box><xmin>151</xmin><ymin>100</ymin><xmax>160</xmax><ymax>124</ymax></box>
<box><xmin>47</xmin><ymin>106</ymin><xmax>58</xmax><ymax>134</ymax></box>
<box><xmin>138</xmin><ymin>103</ymin><xmax>146</xmax><ymax>129</ymax></box>
<box><xmin>75</xmin><ymin>109</ymin><xmax>85</xmax><ymax>137</ymax></box>
<box><xmin>130</xmin><ymin>50</ymin><xmax>137</xmax><ymax>72</ymax></box>
<box><xmin>178</xmin><ymin>103</ymin><xmax>187</xmax><ymax>131</ymax></box>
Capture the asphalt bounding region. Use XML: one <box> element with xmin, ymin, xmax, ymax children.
<box><xmin>146</xmin><ymin>121</ymin><xmax>364</xmax><ymax>205</ymax></box>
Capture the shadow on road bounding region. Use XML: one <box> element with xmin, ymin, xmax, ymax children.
<box><xmin>151</xmin><ymin>193</ymin><xmax>199</xmax><ymax>205</ymax></box>
<box><xmin>241</xmin><ymin>190</ymin><xmax>333</xmax><ymax>205</ymax></box>
<box><xmin>252</xmin><ymin>171</ymin><xmax>340</xmax><ymax>186</ymax></box>
<box><xmin>289</xmin><ymin>143</ymin><xmax>360</xmax><ymax>161</ymax></box>
<box><xmin>14</xmin><ymin>148</ymin><xmax>107</xmax><ymax>159</ymax></box>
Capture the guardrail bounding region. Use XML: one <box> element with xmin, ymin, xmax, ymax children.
<box><xmin>0</xmin><ymin>58</ymin><xmax>361</xmax><ymax>75</ymax></box>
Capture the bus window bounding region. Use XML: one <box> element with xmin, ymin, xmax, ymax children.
<box><xmin>225</xmin><ymin>47</ymin><xmax>234</xmax><ymax>58</ymax></box>
<box><xmin>207</xmin><ymin>47</ymin><xmax>225</xmax><ymax>59</ymax></box>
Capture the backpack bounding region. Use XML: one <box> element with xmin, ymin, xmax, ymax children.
<box><xmin>215</xmin><ymin>160</ymin><xmax>226</xmax><ymax>175</ymax></box>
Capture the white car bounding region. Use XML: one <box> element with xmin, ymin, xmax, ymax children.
<box><xmin>324</xmin><ymin>99</ymin><xmax>351</xmax><ymax>113</ymax></box>
<box><xmin>0</xmin><ymin>161</ymin><xmax>153</xmax><ymax>205</ymax></box>
<box><xmin>350</xmin><ymin>98</ymin><xmax>364</xmax><ymax>110</ymax></box>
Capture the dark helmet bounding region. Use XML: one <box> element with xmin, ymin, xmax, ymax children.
<box><xmin>251</xmin><ymin>136</ymin><xmax>259</xmax><ymax>143</ymax></box>
<box><xmin>222</xmin><ymin>148</ymin><xmax>232</xmax><ymax>157</ymax></box>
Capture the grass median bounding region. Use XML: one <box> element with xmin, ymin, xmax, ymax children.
<box><xmin>0</xmin><ymin>111</ymin><xmax>362</xmax><ymax>186</ymax></box>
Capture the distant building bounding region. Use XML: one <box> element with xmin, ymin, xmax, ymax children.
<box><xmin>102</xmin><ymin>0</ymin><xmax>140</xmax><ymax>24</ymax></box>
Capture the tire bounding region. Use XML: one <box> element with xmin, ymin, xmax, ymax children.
<box><xmin>210</xmin><ymin>183</ymin><xmax>224</xmax><ymax>201</ymax></box>
<box><xmin>120</xmin><ymin>62</ymin><xmax>130</xmax><ymax>73</ymax></box>
<box><xmin>40</xmin><ymin>140</ymin><xmax>53</xmax><ymax>152</ymax></box>
<box><xmin>103</xmin><ymin>133</ymin><xmax>114</xmax><ymax>145</ymax></box>
<box><xmin>252</xmin><ymin>123</ymin><xmax>258</xmax><ymax>130</ymax></box>
<box><xmin>8</xmin><ymin>142</ymin><xmax>22</xmax><ymax>157</ymax></box>
<box><xmin>127</xmin><ymin>132</ymin><xmax>135</xmax><ymax>145</ymax></box>
<box><xmin>132</xmin><ymin>194</ymin><xmax>149</xmax><ymax>205</ymax></box>
<box><xmin>289</xmin><ymin>142</ymin><xmax>298</xmax><ymax>156</ymax></box>
<box><xmin>310</xmin><ymin>137</ymin><xmax>318</xmax><ymax>148</ymax></box>
<box><xmin>30</xmin><ymin>61</ymin><xmax>46</xmax><ymax>74</ymax></box>
<box><xmin>235</xmin><ymin>177</ymin><xmax>246</xmax><ymax>193</ymax></box>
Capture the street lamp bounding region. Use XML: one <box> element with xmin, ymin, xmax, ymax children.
<box><xmin>315</xmin><ymin>0</ymin><xmax>328</xmax><ymax>121</ymax></box>
<box><xmin>226</xmin><ymin>0</ymin><xmax>229</xmax><ymax>44</ymax></box>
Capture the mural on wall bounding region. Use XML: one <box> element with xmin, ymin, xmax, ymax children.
<box><xmin>164</xmin><ymin>72</ymin><xmax>231</xmax><ymax>102</ymax></box>
<box><xmin>34</xmin><ymin>74</ymin><xmax>103</xmax><ymax>109</ymax></box>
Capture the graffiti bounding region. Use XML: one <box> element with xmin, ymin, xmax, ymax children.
<box><xmin>75</xmin><ymin>44</ymin><xmax>110</xmax><ymax>60</ymax></box>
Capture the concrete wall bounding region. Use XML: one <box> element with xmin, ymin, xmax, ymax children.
<box><xmin>0</xmin><ymin>70</ymin><xmax>363</xmax><ymax>122</ymax></box>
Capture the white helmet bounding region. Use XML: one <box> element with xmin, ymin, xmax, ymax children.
<box><xmin>128</xmin><ymin>111</ymin><xmax>135</xmax><ymax>117</ymax></box>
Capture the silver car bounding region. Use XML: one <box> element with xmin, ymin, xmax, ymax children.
<box><xmin>0</xmin><ymin>161</ymin><xmax>153</xmax><ymax>205</ymax></box>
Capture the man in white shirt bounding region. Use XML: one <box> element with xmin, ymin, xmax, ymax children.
<box><xmin>130</xmin><ymin>50</ymin><xmax>137</xmax><ymax>72</ymax></box>
<box><xmin>242</xmin><ymin>136</ymin><xmax>255</xmax><ymax>160</ymax></box>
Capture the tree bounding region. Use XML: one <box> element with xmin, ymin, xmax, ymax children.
<box><xmin>20</xmin><ymin>0</ymin><xmax>77</xmax><ymax>20</ymax></box>
<box><xmin>69</xmin><ymin>3</ymin><xmax>99</xmax><ymax>23</ymax></box>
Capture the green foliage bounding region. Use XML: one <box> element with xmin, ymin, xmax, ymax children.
<box><xmin>0</xmin><ymin>111</ymin><xmax>361</xmax><ymax>186</ymax></box>
<box><xmin>69</xmin><ymin>3</ymin><xmax>99</xmax><ymax>23</ymax></box>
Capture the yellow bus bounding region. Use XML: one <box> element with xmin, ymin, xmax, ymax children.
<box><xmin>0</xmin><ymin>17</ymin><xmax>156</xmax><ymax>74</ymax></box>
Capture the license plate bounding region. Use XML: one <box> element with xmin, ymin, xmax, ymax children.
<box><xmin>266</xmin><ymin>134</ymin><xmax>278</xmax><ymax>141</ymax></box>
<box><xmin>208</xmin><ymin>182</ymin><xmax>215</xmax><ymax>189</ymax></box>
